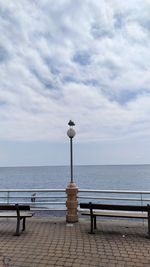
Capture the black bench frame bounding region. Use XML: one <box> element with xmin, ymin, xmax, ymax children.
<box><xmin>0</xmin><ymin>204</ymin><xmax>33</xmax><ymax>236</ymax></box>
<box><xmin>80</xmin><ymin>202</ymin><xmax>150</xmax><ymax>237</ymax></box>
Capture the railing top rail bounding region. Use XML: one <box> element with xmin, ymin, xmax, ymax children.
<box><xmin>0</xmin><ymin>188</ymin><xmax>150</xmax><ymax>194</ymax></box>
<box><xmin>79</xmin><ymin>189</ymin><xmax>150</xmax><ymax>194</ymax></box>
<box><xmin>0</xmin><ymin>189</ymin><xmax>65</xmax><ymax>192</ymax></box>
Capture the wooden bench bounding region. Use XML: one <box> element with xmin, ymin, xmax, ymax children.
<box><xmin>80</xmin><ymin>202</ymin><xmax>150</xmax><ymax>237</ymax></box>
<box><xmin>0</xmin><ymin>204</ymin><xmax>33</xmax><ymax>236</ymax></box>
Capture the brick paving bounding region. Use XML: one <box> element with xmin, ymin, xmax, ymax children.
<box><xmin>0</xmin><ymin>217</ymin><xmax>149</xmax><ymax>266</ymax></box>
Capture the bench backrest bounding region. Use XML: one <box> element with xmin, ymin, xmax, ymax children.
<box><xmin>80</xmin><ymin>202</ymin><xmax>150</xmax><ymax>212</ymax></box>
<box><xmin>0</xmin><ymin>205</ymin><xmax>30</xmax><ymax>211</ymax></box>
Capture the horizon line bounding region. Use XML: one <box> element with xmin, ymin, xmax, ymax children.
<box><xmin>0</xmin><ymin>163</ymin><xmax>150</xmax><ymax>168</ymax></box>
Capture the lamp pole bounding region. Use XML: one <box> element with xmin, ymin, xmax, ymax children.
<box><xmin>67</xmin><ymin>120</ymin><xmax>76</xmax><ymax>183</ymax></box>
<box><xmin>70</xmin><ymin>137</ymin><xmax>73</xmax><ymax>183</ymax></box>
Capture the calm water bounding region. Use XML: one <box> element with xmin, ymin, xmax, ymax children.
<box><xmin>0</xmin><ymin>164</ymin><xmax>150</xmax><ymax>191</ymax></box>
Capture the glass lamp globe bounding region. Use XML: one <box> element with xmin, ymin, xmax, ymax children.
<box><xmin>67</xmin><ymin>128</ymin><xmax>76</xmax><ymax>138</ymax></box>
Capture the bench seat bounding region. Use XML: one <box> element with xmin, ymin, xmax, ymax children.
<box><xmin>0</xmin><ymin>212</ymin><xmax>33</xmax><ymax>218</ymax></box>
<box><xmin>81</xmin><ymin>210</ymin><xmax>148</xmax><ymax>219</ymax></box>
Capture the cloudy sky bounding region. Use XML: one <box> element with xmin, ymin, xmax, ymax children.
<box><xmin>0</xmin><ymin>0</ymin><xmax>150</xmax><ymax>166</ymax></box>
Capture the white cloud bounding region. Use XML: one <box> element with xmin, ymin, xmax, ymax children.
<box><xmin>0</xmin><ymin>0</ymin><xmax>150</xmax><ymax>143</ymax></box>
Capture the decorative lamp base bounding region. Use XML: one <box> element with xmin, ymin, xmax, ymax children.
<box><xmin>66</xmin><ymin>182</ymin><xmax>78</xmax><ymax>223</ymax></box>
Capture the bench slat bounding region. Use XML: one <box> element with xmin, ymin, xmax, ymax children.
<box><xmin>0</xmin><ymin>212</ymin><xmax>33</xmax><ymax>218</ymax></box>
<box><xmin>81</xmin><ymin>210</ymin><xmax>148</xmax><ymax>219</ymax></box>
<box><xmin>0</xmin><ymin>205</ymin><xmax>30</xmax><ymax>211</ymax></box>
<box><xmin>80</xmin><ymin>203</ymin><xmax>149</xmax><ymax>212</ymax></box>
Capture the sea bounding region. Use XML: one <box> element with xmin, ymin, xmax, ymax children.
<box><xmin>0</xmin><ymin>165</ymin><xmax>150</xmax><ymax>209</ymax></box>
<box><xmin>0</xmin><ymin>164</ymin><xmax>150</xmax><ymax>190</ymax></box>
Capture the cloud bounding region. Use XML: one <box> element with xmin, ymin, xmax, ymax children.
<box><xmin>0</xmin><ymin>0</ymin><xmax>150</xmax><ymax>143</ymax></box>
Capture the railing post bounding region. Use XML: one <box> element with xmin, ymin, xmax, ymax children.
<box><xmin>7</xmin><ymin>191</ymin><xmax>10</xmax><ymax>204</ymax></box>
<box><xmin>66</xmin><ymin>182</ymin><xmax>78</xmax><ymax>223</ymax></box>
<box><xmin>140</xmin><ymin>193</ymin><xmax>143</xmax><ymax>206</ymax></box>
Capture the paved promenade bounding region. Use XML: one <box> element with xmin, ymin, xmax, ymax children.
<box><xmin>0</xmin><ymin>216</ymin><xmax>149</xmax><ymax>267</ymax></box>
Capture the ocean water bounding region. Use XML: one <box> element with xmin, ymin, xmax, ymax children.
<box><xmin>0</xmin><ymin>164</ymin><xmax>149</xmax><ymax>191</ymax></box>
<box><xmin>0</xmin><ymin>165</ymin><xmax>150</xmax><ymax>208</ymax></box>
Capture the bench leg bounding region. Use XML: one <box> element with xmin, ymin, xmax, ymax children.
<box><xmin>22</xmin><ymin>218</ymin><xmax>26</xmax><ymax>231</ymax></box>
<box><xmin>148</xmin><ymin>212</ymin><xmax>150</xmax><ymax>238</ymax></box>
<box><xmin>89</xmin><ymin>215</ymin><xmax>95</xmax><ymax>234</ymax></box>
<box><xmin>15</xmin><ymin>217</ymin><xmax>20</xmax><ymax>236</ymax></box>
<box><xmin>94</xmin><ymin>215</ymin><xmax>97</xmax><ymax>229</ymax></box>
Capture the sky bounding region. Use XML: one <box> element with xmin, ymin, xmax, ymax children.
<box><xmin>0</xmin><ymin>0</ymin><xmax>150</xmax><ymax>166</ymax></box>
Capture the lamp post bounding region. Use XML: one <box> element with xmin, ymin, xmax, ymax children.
<box><xmin>67</xmin><ymin>120</ymin><xmax>76</xmax><ymax>183</ymax></box>
<box><xmin>66</xmin><ymin>120</ymin><xmax>78</xmax><ymax>223</ymax></box>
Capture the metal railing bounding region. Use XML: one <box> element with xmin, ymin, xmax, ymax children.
<box><xmin>0</xmin><ymin>189</ymin><xmax>66</xmax><ymax>211</ymax></box>
<box><xmin>78</xmin><ymin>189</ymin><xmax>150</xmax><ymax>207</ymax></box>
<box><xmin>0</xmin><ymin>189</ymin><xmax>150</xmax><ymax>213</ymax></box>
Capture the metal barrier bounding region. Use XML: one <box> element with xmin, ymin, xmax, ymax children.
<box><xmin>0</xmin><ymin>189</ymin><xmax>66</xmax><ymax>211</ymax></box>
<box><xmin>78</xmin><ymin>189</ymin><xmax>150</xmax><ymax>207</ymax></box>
<box><xmin>0</xmin><ymin>189</ymin><xmax>150</xmax><ymax>212</ymax></box>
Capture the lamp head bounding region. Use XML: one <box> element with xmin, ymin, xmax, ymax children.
<box><xmin>67</xmin><ymin>120</ymin><xmax>76</xmax><ymax>138</ymax></box>
<box><xmin>67</xmin><ymin>128</ymin><xmax>76</xmax><ymax>138</ymax></box>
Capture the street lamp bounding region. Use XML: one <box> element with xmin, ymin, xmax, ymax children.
<box><xmin>67</xmin><ymin>120</ymin><xmax>76</xmax><ymax>183</ymax></box>
<box><xmin>66</xmin><ymin>120</ymin><xmax>78</xmax><ymax>223</ymax></box>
